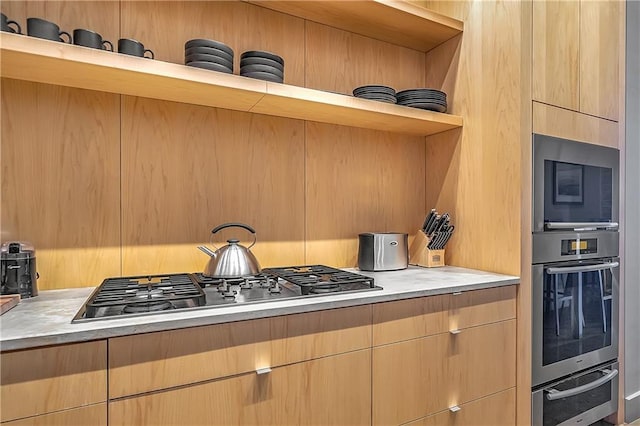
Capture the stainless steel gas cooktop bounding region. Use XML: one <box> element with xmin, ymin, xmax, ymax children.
<box><xmin>73</xmin><ymin>265</ymin><xmax>380</xmax><ymax>322</ymax></box>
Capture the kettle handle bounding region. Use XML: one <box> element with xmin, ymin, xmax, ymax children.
<box><xmin>211</xmin><ymin>223</ymin><xmax>257</xmax><ymax>249</ymax></box>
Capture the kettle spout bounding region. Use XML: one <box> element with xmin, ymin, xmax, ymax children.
<box><xmin>197</xmin><ymin>246</ymin><xmax>216</xmax><ymax>257</ymax></box>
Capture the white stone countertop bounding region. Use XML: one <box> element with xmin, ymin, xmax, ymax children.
<box><xmin>0</xmin><ymin>266</ymin><xmax>519</xmax><ymax>351</ymax></box>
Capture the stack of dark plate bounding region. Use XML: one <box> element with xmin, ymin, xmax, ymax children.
<box><xmin>184</xmin><ymin>39</ymin><xmax>234</xmax><ymax>74</ymax></box>
<box><xmin>240</xmin><ymin>51</ymin><xmax>284</xmax><ymax>83</ymax></box>
<box><xmin>352</xmin><ymin>85</ymin><xmax>397</xmax><ymax>104</ymax></box>
<box><xmin>396</xmin><ymin>89</ymin><xmax>447</xmax><ymax>112</ymax></box>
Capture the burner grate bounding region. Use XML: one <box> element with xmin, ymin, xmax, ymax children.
<box><xmin>262</xmin><ymin>265</ymin><xmax>375</xmax><ymax>295</ymax></box>
<box><xmin>83</xmin><ymin>274</ymin><xmax>206</xmax><ymax>318</ymax></box>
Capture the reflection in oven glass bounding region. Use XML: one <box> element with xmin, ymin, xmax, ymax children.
<box><xmin>543</xmin><ymin>269</ymin><xmax>613</xmax><ymax>366</ymax></box>
<box><xmin>543</xmin><ymin>369</ymin><xmax>613</xmax><ymax>426</ymax></box>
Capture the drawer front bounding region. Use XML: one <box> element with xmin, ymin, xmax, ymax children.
<box><xmin>448</xmin><ymin>319</ymin><xmax>516</xmax><ymax>406</ymax></box>
<box><xmin>109</xmin><ymin>349</ymin><xmax>371</xmax><ymax>426</ymax></box>
<box><xmin>109</xmin><ymin>305</ymin><xmax>371</xmax><ymax>398</ymax></box>
<box><xmin>373</xmin><ymin>333</ymin><xmax>450</xmax><ymax>425</ymax></box>
<box><xmin>407</xmin><ymin>388</ymin><xmax>516</xmax><ymax>426</ymax></box>
<box><xmin>372</xmin><ymin>294</ymin><xmax>448</xmax><ymax>345</ymax></box>
<box><xmin>372</xmin><ymin>320</ymin><xmax>516</xmax><ymax>425</ymax></box>
<box><xmin>1</xmin><ymin>403</ymin><xmax>107</xmax><ymax>426</ymax></box>
<box><xmin>0</xmin><ymin>341</ymin><xmax>107</xmax><ymax>422</ymax></box>
<box><xmin>449</xmin><ymin>285</ymin><xmax>516</xmax><ymax>330</ymax></box>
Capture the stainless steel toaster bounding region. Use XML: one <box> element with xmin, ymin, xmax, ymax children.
<box><xmin>357</xmin><ymin>233</ymin><xmax>408</xmax><ymax>271</ymax></box>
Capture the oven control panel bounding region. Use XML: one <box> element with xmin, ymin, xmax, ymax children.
<box><xmin>561</xmin><ymin>238</ymin><xmax>598</xmax><ymax>256</ymax></box>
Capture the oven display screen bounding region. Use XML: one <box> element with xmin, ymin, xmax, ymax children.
<box><xmin>561</xmin><ymin>238</ymin><xmax>597</xmax><ymax>255</ymax></box>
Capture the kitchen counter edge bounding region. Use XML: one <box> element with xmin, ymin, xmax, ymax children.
<box><xmin>0</xmin><ymin>266</ymin><xmax>519</xmax><ymax>352</ymax></box>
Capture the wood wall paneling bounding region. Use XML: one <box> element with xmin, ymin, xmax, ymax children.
<box><xmin>120</xmin><ymin>1</ymin><xmax>305</xmax><ymax>87</ymax></box>
<box><xmin>120</xmin><ymin>96</ymin><xmax>305</xmax><ymax>275</ymax></box>
<box><xmin>0</xmin><ymin>79</ymin><xmax>120</xmax><ymax>289</ymax></box>
<box><xmin>0</xmin><ymin>1</ymin><xmax>119</xmax><ymax>46</ymax></box>
<box><xmin>109</xmin><ymin>350</ymin><xmax>371</xmax><ymax>426</ymax></box>
<box><xmin>0</xmin><ymin>341</ymin><xmax>107</xmax><ymax>422</ymax></box>
<box><xmin>304</xmin><ymin>21</ymin><xmax>425</xmax><ymax>94</ymax></box>
<box><xmin>580</xmin><ymin>0</ymin><xmax>620</xmax><ymax>121</ymax></box>
<box><xmin>1</xmin><ymin>404</ymin><xmax>107</xmax><ymax>426</ymax></box>
<box><xmin>532</xmin><ymin>0</ymin><xmax>580</xmax><ymax>111</ymax></box>
<box><xmin>421</xmin><ymin>0</ymin><xmax>523</xmax><ymax>275</ymax></box>
<box><xmin>304</xmin><ymin>122</ymin><xmax>425</xmax><ymax>267</ymax></box>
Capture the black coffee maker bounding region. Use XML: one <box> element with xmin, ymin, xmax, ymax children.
<box><xmin>1</xmin><ymin>241</ymin><xmax>38</xmax><ymax>298</ymax></box>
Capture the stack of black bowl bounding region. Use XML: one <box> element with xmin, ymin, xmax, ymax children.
<box><xmin>396</xmin><ymin>89</ymin><xmax>447</xmax><ymax>112</ymax></box>
<box><xmin>352</xmin><ymin>85</ymin><xmax>397</xmax><ymax>104</ymax></box>
<box><xmin>240</xmin><ymin>51</ymin><xmax>284</xmax><ymax>83</ymax></box>
<box><xmin>184</xmin><ymin>39</ymin><xmax>234</xmax><ymax>74</ymax></box>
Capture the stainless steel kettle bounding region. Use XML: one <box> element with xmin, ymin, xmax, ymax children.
<box><xmin>198</xmin><ymin>223</ymin><xmax>262</xmax><ymax>278</ymax></box>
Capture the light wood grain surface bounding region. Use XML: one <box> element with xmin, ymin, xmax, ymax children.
<box><xmin>304</xmin><ymin>122</ymin><xmax>425</xmax><ymax>267</ymax></box>
<box><xmin>449</xmin><ymin>285</ymin><xmax>516</xmax><ymax>330</ymax></box>
<box><xmin>372</xmin><ymin>319</ymin><xmax>516</xmax><ymax>425</ymax></box>
<box><xmin>248</xmin><ymin>0</ymin><xmax>462</xmax><ymax>52</ymax></box>
<box><xmin>406</xmin><ymin>388</ymin><xmax>515</xmax><ymax>426</ymax></box>
<box><xmin>0</xmin><ymin>341</ymin><xmax>107</xmax><ymax>422</ymax></box>
<box><xmin>0</xmin><ymin>1</ymin><xmax>119</xmax><ymax>46</ymax></box>
<box><xmin>1</xmin><ymin>404</ymin><xmax>107</xmax><ymax>426</ymax></box>
<box><xmin>108</xmin><ymin>305</ymin><xmax>371</xmax><ymax>398</ymax></box>
<box><xmin>420</xmin><ymin>0</ymin><xmax>523</xmax><ymax>276</ymax></box>
<box><xmin>532</xmin><ymin>0</ymin><xmax>580</xmax><ymax>111</ymax></box>
<box><xmin>121</xmin><ymin>0</ymin><xmax>305</xmax><ymax>87</ymax></box>
<box><xmin>120</xmin><ymin>96</ymin><xmax>305</xmax><ymax>275</ymax></box>
<box><xmin>532</xmin><ymin>101</ymin><xmax>619</xmax><ymax>148</ymax></box>
<box><xmin>109</xmin><ymin>349</ymin><xmax>371</xmax><ymax>426</ymax></box>
<box><xmin>580</xmin><ymin>0</ymin><xmax>620</xmax><ymax>121</ymax></box>
<box><xmin>0</xmin><ymin>79</ymin><xmax>121</xmax><ymax>289</ymax></box>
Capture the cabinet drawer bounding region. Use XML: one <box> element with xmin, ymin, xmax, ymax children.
<box><xmin>0</xmin><ymin>341</ymin><xmax>107</xmax><ymax>422</ymax></box>
<box><xmin>407</xmin><ymin>387</ymin><xmax>516</xmax><ymax>426</ymax></box>
<box><xmin>448</xmin><ymin>286</ymin><xmax>516</xmax><ymax>330</ymax></box>
<box><xmin>109</xmin><ymin>305</ymin><xmax>371</xmax><ymax>398</ymax></box>
<box><xmin>109</xmin><ymin>349</ymin><xmax>371</xmax><ymax>426</ymax></box>
<box><xmin>372</xmin><ymin>320</ymin><xmax>515</xmax><ymax>425</ymax></box>
<box><xmin>373</xmin><ymin>286</ymin><xmax>516</xmax><ymax>346</ymax></box>
<box><xmin>1</xmin><ymin>403</ymin><xmax>107</xmax><ymax>426</ymax></box>
<box><xmin>372</xmin><ymin>294</ymin><xmax>448</xmax><ymax>346</ymax></box>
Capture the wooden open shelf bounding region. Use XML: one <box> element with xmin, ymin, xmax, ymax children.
<box><xmin>247</xmin><ymin>0</ymin><xmax>463</xmax><ymax>52</ymax></box>
<box><xmin>0</xmin><ymin>33</ymin><xmax>462</xmax><ymax>136</ymax></box>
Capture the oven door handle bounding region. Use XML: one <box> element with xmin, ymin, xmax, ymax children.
<box><xmin>546</xmin><ymin>261</ymin><xmax>619</xmax><ymax>274</ymax></box>
<box><xmin>545</xmin><ymin>222</ymin><xmax>619</xmax><ymax>231</ymax></box>
<box><xmin>545</xmin><ymin>368</ymin><xmax>618</xmax><ymax>401</ymax></box>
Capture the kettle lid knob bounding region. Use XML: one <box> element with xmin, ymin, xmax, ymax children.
<box><xmin>227</xmin><ymin>239</ymin><xmax>240</xmax><ymax>244</ymax></box>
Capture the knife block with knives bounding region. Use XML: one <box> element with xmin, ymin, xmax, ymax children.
<box><xmin>409</xmin><ymin>209</ymin><xmax>455</xmax><ymax>268</ymax></box>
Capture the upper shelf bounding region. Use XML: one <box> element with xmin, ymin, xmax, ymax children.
<box><xmin>247</xmin><ymin>0</ymin><xmax>463</xmax><ymax>52</ymax></box>
<box><xmin>0</xmin><ymin>33</ymin><xmax>462</xmax><ymax>136</ymax></box>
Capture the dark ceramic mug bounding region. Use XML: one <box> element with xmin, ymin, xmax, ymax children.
<box><xmin>27</xmin><ymin>17</ymin><xmax>71</xmax><ymax>43</ymax></box>
<box><xmin>1</xmin><ymin>13</ymin><xmax>21</xmax><ymax>34</ymax></box>
<box><xmin>118</xmin><ymin>38</ymin><xmax>154</xmax><ymax>59</ymax></box>
<box><xmin>73</xmin><ymin>29</ymin><xmax>113</xmax><ymax>51</ymax></box>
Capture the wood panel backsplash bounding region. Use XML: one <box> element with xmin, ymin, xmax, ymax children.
<box><xmin>0</xmin><ymin>1</ymin><xmax>428</xmax><ymax>289</ymax></box>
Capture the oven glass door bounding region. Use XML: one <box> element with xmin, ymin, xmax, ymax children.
<box><xmin>532</xmin><ymin>258</ymin><xmax>619</xmax><ymax>386</ymax></box>
<box><xmin>543</xmin><ymin>160</ymin><xmax>613</xmax><ymax>225</ymax></box>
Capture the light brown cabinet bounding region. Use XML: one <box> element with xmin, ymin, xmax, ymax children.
<box><xmin>0</xmin><ymin>341</ymin><xmax>107</xmax><ymax>423</ymax></box>
<box><xmin>1</xmin><ymin>404</ymin><xmax>107</xmax><ymax>426</ymax></box>
<box><xmin>533</xmin><ymin>0</ymin><xmax>621</xmax><ymax>121</ymax></box>
<box><xmin>109</xmin><ymin>349</ymin><xmax>371</xmax><ymax>426</ymax></box>
<box><xmin>406</xmin><ymin>388</ymin><xmax>516</xmax><ymax>426</ymax></box>
<box><xmin>371</xmin><ymin>286</ymin><xmax>517</xmax><ymax>425</ymax></box>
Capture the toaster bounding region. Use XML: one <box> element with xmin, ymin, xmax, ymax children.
<box><xmin>358</xmin><ymin>233</ymin><xmax>408</xmax><ymax>271</ymax></box>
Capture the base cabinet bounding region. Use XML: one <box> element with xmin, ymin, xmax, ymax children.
<box><xmin>1</xmin><ymin>404</ymin><xmax>106</xmax><ymax>426</ymax></box>
<box><xmin>109</xmin><ymin>349</ymin><xmax>371</xmax><ymax>426</ymax></box>
<box><xmin>372</xmin><ymin>320</ymin><xmax>516</xmax><ymax>425</ymax></box>
<box><xmin>407</xmin><ymin>388</ymin><xmax>516</xmax><ymax>426</ymax></box>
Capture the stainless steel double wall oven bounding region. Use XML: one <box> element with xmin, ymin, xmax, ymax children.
<box><xmin>532</xmin><ymin>134</ymin><xmax>620</xmax><ymax>426</ymax></box>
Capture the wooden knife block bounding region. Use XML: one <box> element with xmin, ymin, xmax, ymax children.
<box><xmin>409</xmin><ymin>230</ymin><xmax>445</xmax><ymax>268</ymax></box>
